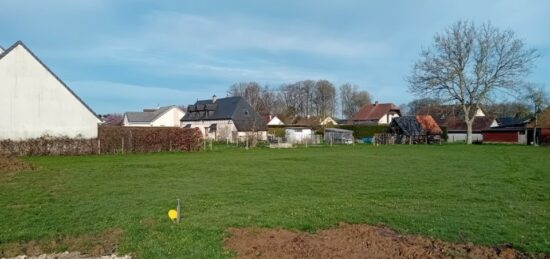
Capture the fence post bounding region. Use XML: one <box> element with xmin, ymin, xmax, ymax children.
<box><xmin>97</xmin><ymin>139</ymin><xmax>101</xmax><ymax>155</ymax></box>
<box><xmin>121</xmin><ymin>137</ymin><xmax>124</xmax><ymax>154</ymax></box>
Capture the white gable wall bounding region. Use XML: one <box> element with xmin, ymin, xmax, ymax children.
<box><xmin>267</xmin><ymin>116</ymin><xmax>284</xmax><ymax>126</ymax></box>
<box><xmin>0</xmin><ymin>44</ymin><xmax>99</xmax><ymax>140</ymax></box>
<box><xmin>377</xmin><ymin>113</ymin><xmax>400</xmax><ymax>124</ymax></box>
<box><xmin>151</xmin><ymin>107</ymin><xmax>185</xmax><ymax>127</ymax></box>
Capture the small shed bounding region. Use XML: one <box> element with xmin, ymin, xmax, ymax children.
<box><xmin>482</xmin><ymin>127</ymin><xmax>527</xmax><ymax>144</ymax></box>
<box><xmin>390</xmin><ymin>116</ymin><xmax>441</xmax><ymax>144</ymax></box>
<box><xmin>324</xmin><ymin>128</ymin><xmax>354</xmax><ymax>144</ymax></box>
<box><xmin>285</xmin><ymin>127</ymin><xmax>313</xmax><ymax>144</ymax></box>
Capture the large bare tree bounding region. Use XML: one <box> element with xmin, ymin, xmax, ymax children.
<box><xmin>408</xmin><ymin>21</ymin><xmax>538</xmax><ymax>144</ymax></box>
<box><xmin>340</xmin><ymin>83</ymin><xmax>372</xmax><ymax>119</ymax></box>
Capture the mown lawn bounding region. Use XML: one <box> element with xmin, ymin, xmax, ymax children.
<box><xmin>0</xmin><ymin>144</ymin><xmax>549</xmax><ymax>258</ymax></box>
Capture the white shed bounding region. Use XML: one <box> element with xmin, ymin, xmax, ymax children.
<box><xmin>285</xmin><ymin>127</ymin><xmax>314</xmax><ymax>144</ymax></box>
<box><xmin>0</xmin><ymin>41</ymin><xmax>100</xmax><ymax>140</ymax></box>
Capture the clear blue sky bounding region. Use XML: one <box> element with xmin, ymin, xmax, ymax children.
<box><xmin>1</xmin><ymin>0</ymin><xmax>548</xmax><ymax>114</ymax></box>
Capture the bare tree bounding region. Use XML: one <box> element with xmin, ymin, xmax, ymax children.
<box><xmin>313</xmin><ymin>80</ymin><xmax>337</xmax><ymax>117</ymax></box>
<box><xmin>406</xmin><ymin>98</ymin><xmax>442</xmax><ymax>116</ymax></box>
<box><xmin>340</xmin><ymin>83</ymin><xmax>372</xmax><ymax>119</ymax></box>
<box><xmin>409</xmin><ymin>21</ymin><xmax>538</xmax><ymax>144</ymax></box>
<box><xmin>525</xmin><ymin>84</ymin><xmax>549</xmax><ymax>145</ymax></box>
<box><xmin>227</xmin><ymin>82</ymin><xmax>263</xmax><ymax>113</ymax></box>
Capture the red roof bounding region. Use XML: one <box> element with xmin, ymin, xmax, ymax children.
<box><xmin>416</xmin><ymin>115</ymin><xmax>442</xmax><ymax>135</ymax></box>
<box><xmin>352</xmin><ymin>103</ymin><xmax>401</xmax><ymax>121</ymax></box>
<box><xmin>442</xmin><ymin>116</ymin><xmax>494</xmax><ymax>132</ymax></box>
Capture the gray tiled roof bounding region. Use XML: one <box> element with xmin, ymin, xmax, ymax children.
<box><xmin>181</xmin><ymin>96</ymin><xmax>267</xmax><ymax>131</ymax></box>
<box><xmin>125</xmin><ymin>106</ymin><xmax>176</xmax><ymax>123</ymax></box>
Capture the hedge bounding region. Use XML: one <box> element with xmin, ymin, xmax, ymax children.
<box><xmin>0</xmin><ymin>126</ymin><xmax>204</xmax><ymax>156</ymax></box>
<box><xmin>336</xmin><ymin>124</ymin><xmax>390</xmax><ymax>139</ymax></box>
<box><xmin>98</xmin><ymin>126</ymin><xmax>203</xmax><ymax>154</ymax></box>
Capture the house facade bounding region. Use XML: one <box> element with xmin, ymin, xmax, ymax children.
<box><xmin>352</xmin><ymin>102</ymin><xmax>401</xmax><ymax>125</ymax></box>
<box><xmin>123</xmin><ymin>106</ymin><xmax>185</xmax><ymax>127</ymax></box>
<box><xmin>181</xmin><ymin>96</ymin><xmax>267</xmax><ymax>142</ymax></box>
<box><xmin>0</xmin><ymin>41</ymin><xmax>100</xmax><ymax>140</ymax></box>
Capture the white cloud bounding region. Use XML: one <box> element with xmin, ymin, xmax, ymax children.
<box><xmin>137</xmin><ymin>11</ymin><xmax>390</xmax><ymax>59</ymax></box>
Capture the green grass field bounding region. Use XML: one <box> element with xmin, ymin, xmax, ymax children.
<box><xmin>1</xmin><ymin>144</ymin><xmax>549</xmax><ymax>258</ymax></box>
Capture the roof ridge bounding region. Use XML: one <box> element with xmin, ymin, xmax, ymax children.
<box><xmin>0</xmin><ymin>40</ymin><xmax>99</xmax><ymax>121</ymax></box>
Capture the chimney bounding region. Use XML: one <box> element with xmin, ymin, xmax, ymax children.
<box><xmin>212</xmin><ymin>94</ymin><xmax>217</xmax><ymax>103</ymax></box>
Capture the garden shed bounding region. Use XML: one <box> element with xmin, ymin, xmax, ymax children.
<box><xmin>285</xmin><ymin>127</ymin><xmax>314</xmax><ymax>144</ymax></box>
<box><xmin>324</xmin><ymin>128</ymin><xmax>354</xmax><ymax>144</ymax></box>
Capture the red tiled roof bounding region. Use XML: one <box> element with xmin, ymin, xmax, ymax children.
<box><xmin>352</xmin><ymin>103</ymin><xmax>401</xmax><ymax>121</ymax></box>
<box><xmin>416</xmin><ymin>115</ymin><xmax>442</xmax><ymax>135</ymax></box>
<box><xmin>442</xmin><ymin>116</ymin><xmax>494</xmax><ymax>132</ymax></box>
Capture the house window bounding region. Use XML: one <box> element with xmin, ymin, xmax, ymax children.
<box><xmin>243</xmin><ymin>109</ymin><xmax>249</xmax><ymax>117</ymax></box>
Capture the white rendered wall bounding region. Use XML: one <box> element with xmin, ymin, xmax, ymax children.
<box><xmin>151</xmin><ymin>108</ymin><xmax>185</xmax><ymax>127</ymax></box>
<box><xmin>181</xmin><ymin>119</ymin><xmax>267</xmax><ymax>141</ymax></box>
<box><xmin>447</xmin><ymin>133</ymin><xmax>483</xmax><ymax>142</ymax></box>
<box><xmin>378</xmin><ymin>113</ymin><xmax>400</xmax><ymax>124</ymax></box>
<box><xmin>267</xmin><ymin>116</ymin><xmax>284</xmax><ymax>126</ymax></box>
<box><xmin>0</xmin><ymin>44</ymin><xmax>99</xmax><ymax>140</ymax></box>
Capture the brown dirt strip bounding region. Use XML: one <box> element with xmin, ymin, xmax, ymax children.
<box><xmin>225</xmin><ymin>223</ymin><xmax>547</xmax><ymax>259</ymax></box>
<box><xmin>0</xmin><ymin>155</ymin><xmax>34</xmax><ymax>173</ymax></box>
<box><xmin>0</xmin><ymin>229</ymin><xmax>122</xmax><ymax>258</ymax></box>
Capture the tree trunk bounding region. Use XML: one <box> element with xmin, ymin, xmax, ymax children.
<box><xmin>465</xmin><ymin>119</ymin><xmax>473</xmax><ymax>144</ymax></box>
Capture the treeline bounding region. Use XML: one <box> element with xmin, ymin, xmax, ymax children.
<box><xmin>226</xmin><ymin>80</ymin><xmax>372</xmax><ymax>119</ymax></box>
<box><xmin>404</xmin><ymin>97</ymin><xmax>540</xmax><ymax>118</ymax></box>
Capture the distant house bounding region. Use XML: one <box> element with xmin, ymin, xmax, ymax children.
<box><xmin>352</xmin><ymin>102</ymin><xmax>401</xmax><ymax>125</ymax></box>
<box><xmin>123</xmin><ymin>106</ymin><xmax>185</xmax><ymax>127</ymax></box>
<box><xmin>294</xmin><ymin>116</ymin><xmax>338</xmax><ymax>127</ymax></box>
<box><xmin>482</xmin><ymin>117</ymin><xmax>530</xmax><ymax>144</ymax></box>
<box><xmin>266</xmin><ymin>115</ymin><xmax>285</xmax><ymax>126</ymax></box>
<box><xmin>490</xmin><ymin>117</ymin><xmax>529</xmax><ymax>128</ymax></box>
<box><xmin>180</xmin><ymin>96</ymin><xmax>267</xmax><ymax>142</ymax></box>
<box><xmin>0</xmin><ymin>41</ymin><xmax>100</xmax><ymax>140</ymax></box>
<box><xmin>443</xmin><ymin>116</ymin><xmax>494</xmax><ymax>142</ymax></box>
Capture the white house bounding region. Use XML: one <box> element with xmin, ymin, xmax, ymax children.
<box><xmin>123</xmin><ymin>106</ymin><xmax>185</xmax><ymax>127</ymax></box>
<box><xmin>0</xmin><ymin>41</ymin><xmax>100</xmax><ymax>140</ymax></box>
<box><xmin>267</xmin><ymin>115</ymin><xmax>285</xmax><ymax>126</ymax></box>
<box><xmin>181</xmin><ymin>96</ymin><xmax>267</xmax><ymax>142</ymax></box>
<box><xmin>352</xmin><ymin>102</ymin><xmax>401</xmax><ymax>125</ymax></box>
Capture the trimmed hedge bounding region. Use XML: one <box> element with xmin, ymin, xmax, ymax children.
<box><xmin>98</xmin><ymin>126</ymin><xmax>203</xmax><ymax>154</ymax></box>
<box><xmin>0</xmin><ymin>126</ymin><xmax>204</xmax><ymax>156</ymax></box>
<box><xmin>336</xmin><ymin>124</ymin><xmax>390</xmax><ymax>138</ymax></box>
<box><xmin>0</xmin><ymin>136</ymin><xmax>98</xmax><ymax>156</ymax></box>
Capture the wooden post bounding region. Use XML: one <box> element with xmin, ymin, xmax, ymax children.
<box><xmin>121</xmin><ymin>137</ymin><xmax>124</xmax><ymax>154</ymax></box>
<box><xmin>176</xmin><ymin>198</ymin><xmax>181</xmax><ymax>224</ymax></box>
<box><xmin>97</xmin><ymin>139</ymin><xmax>101</xmax><ymax>155</ymax></box>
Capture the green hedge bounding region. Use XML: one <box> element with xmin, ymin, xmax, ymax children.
<box><xmin>336</xmin><ymin>125</ymin><xmax>390</xmax><ymax>138</ymax></box>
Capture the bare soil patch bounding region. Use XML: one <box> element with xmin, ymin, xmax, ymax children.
<box><xmin>0</xmin><ymin>155</ymin><xmax>35</xmax><ymax>174</ymax></box>
<box><xmin>0</xmin><ymin>229</ymin><xmax>123</xmax><ymax>258</ymax></box>
<box><xmin>225</xmin><ymin>223</ymin><xmax>545</xmax><ymax>259</ymax></box>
